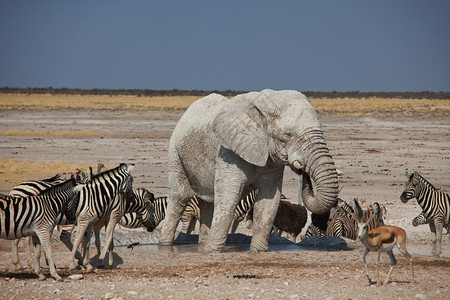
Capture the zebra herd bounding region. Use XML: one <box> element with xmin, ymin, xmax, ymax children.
<box><xmin>0</xmin><ymin>165</ymin><xmax>449</xmax><ymax>281</ymax></box>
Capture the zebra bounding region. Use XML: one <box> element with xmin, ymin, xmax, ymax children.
<box><xmin>325</xmin><ymin>199</ymin><xmax>385</xmax><ymax>240</ymax></box>
<box><xmin>401</xmin><ymin>171</ymin><xmax>450</xmax><ymax>256</ymax></box>
<box><xmin>179</xmin><ymin>192</ymin><xmax>258</xmax><ymax>234</ymax></box>
<box><xmin>92</xmin><ymin>187</ymin><xmax>156</xmax><ymax>267</ymax></box>
<box><xmin>66</xmin><ymin>163</ymin><xmax>134</xmax><ymax>270</ymax></box>
<box><xmin>8</xmin><ymin>174</ymin><xmax>65</xmax><ymax>269</ymax></box>
<box><xmin>0</xmin><ymin>178</ymin><xmax>82</xmax><ymax>281</ymax></box>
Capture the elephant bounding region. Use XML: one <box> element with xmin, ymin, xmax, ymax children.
<box><xmin>160</xmin><ymin>89</ymin><xmax>339</xmax><ymax>252</ymax></box>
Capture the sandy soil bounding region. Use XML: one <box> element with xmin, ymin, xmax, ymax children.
<box><xmin>0</xmin><ymin>104</ymin><xmax>449</xmax><ymax>299</ymax></box>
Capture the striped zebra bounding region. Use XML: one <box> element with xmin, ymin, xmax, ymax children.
<box><xmin>401</xmin><ymin>171</ymin><xmax>450</xmax><ymax>256</ymax></box>
<box><xmin>67</xmin><ymin>163</ymin><xmax>134</xmax><ymax>270</ymax></box>
<box><xmin>8</xmin><ymin>174</ymin><xmax>64</xmax><ymax>269</ymax></box>
<box><xmin>92</xmin><ymin>187</ymin><xmax>156</xmax><ymax>267</ymax></box>
<box><xmin>304</xmin><ymin>223</ymin><xmax>325</xmax><ymax>238</ymax></box>
<box><xmin>179</xmin><ymin>192</ymin><xmax>258</xmax><ymax>234</ymax></box>
<box><xmin>325</xmin><ymin>199</ymin><xmax>385</xmax><ymax>240</ymax></box>
<box><xmin>119</xmin><ymin>196</ymin><xmax>168</xmax><ymax>230</ymax></box>
<box><xmin>0</xmin><ymin>178</ymin><xmax>82</xmax><ymax>281</ymax></box>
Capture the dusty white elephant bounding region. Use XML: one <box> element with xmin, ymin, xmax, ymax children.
<box><xmin>160</xmin><ymin>89</ymin><xmax>339</xmax><ymax>252</ymax></box>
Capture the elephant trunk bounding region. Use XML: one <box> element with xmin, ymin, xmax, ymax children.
<box><xmin>293</xmin><ymin>132</ymin><xmax>339</xmax><ymax>214</ymax></box>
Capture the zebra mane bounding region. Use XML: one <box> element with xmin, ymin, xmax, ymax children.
<box><xmin>41</xmin><ymin>173</ymin><xmax>62</xmax><ymax>183</ymax></box>
<box><xmin>39</xmin><ymin>178</ymin><xmax>76</xmax><ymax>196</ymax></box>
<box><xmin>414</xmin><ymin>172</ymin><xmax>438</xmax><ymax>191</ymax></box>
<box><xmin>91</xmin><ymin>163</ymin><xmax>127</xmax><ymax>182</ymax></box>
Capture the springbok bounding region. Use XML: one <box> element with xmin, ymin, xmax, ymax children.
<box><xmin>355</xmin><ymin>201</ymin><xmax>414</xmax><ymax>286</ymax></box>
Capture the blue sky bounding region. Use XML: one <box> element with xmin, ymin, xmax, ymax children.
<box><xmin>0</xmin><ymin>1</ymin><xmax>449</xmax><ymax>92</ymax></box>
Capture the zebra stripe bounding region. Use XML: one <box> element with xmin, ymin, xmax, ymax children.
<box><xmin>304</xmin><ymin>223</ymin><xmax>325</xmax><ymax>238</ymax></box>
<box><xmin>67</xmin><ymin>163</ymin><xmax>134</xmax><ymax>270</ymax></box>
<box><xmin>92</xmin><ymin>187</ymin><xmax>155</xmax><ymax>266</ymax></box>
<box><xmin>181</xmin><ymin>196</ymin><xmax>200</xmax><ymax>234</ymax></box>
<box><xmin>119</xmin><ymin>196</ymin><xmax>168</xmax><ymax>229</ymax></box>
<box><xmin>326</xmin><ymin>199</ymin><xmax>385</xmax><ymax>240</ymax></box>
<box><xmin>1</xmin><ymin>178</ymin><xmax>81</xmax><ymax>281</ymax></box>
<box><xmin>401</xmin><ymin>172</ymin><xmax>450</xmax><ymax>256</ymax></box>
<box><xmin>8</xmin><ymin>174</ymin><xmax>66</xmax><ymax>270</ymax></box>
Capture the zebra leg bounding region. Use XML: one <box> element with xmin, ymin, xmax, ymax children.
<box><xmin>35</xmin><ymin>230</ymin><xmax>63</xmax><ymax>282</ymax></box>
<box><xmin>59</xmin><ymin>227</ymin><xmax>84</xmax><ymax>264</ymax></box>
<box><xmin>67</xmin><ymin>223</ymin><xmax>89</xmax><ymax>270</ymax></box>
<box><xmin>108</xmin><ymin>239</ymin><xmax>114</xmax><ymax>267</ymax></box>
<box><xmin>26</xmin><ymin>236</ymin><xmax>36</xmax><ymax>269</ymax></box>
<box><xmin>31</xmin><ymin>235</ymin><xmax>45</xmax><ymax>281</ymax></box>
<box><xmin>434</xmin><ymin>219</ymin><xmax>444</xmax><ymax>256</ymax></box>
<box><xmin>362</xmin><ymin>248</ymin><xmax>371</xmax><ymax>283</ymax></box>
<box><xmin>98</xmin><ymin>218</ymin><xmax>119</xmax><ymax>267</ymax></box>
<box><xmin>383</xmin><ymin>250</ymin><xmax>397</xmax><ymax>286</ymax></box>
<box><xmin>428</xmin><ymin>222</ymin><xmax>438</xmax><ymax>256</ymax></box>
<box><xmin>81</xmin><ymin>227</ymin><xmax>94</xmax><ymax>271</ymax></box>
<box><xmin>11</xmin><ymin>238</ymin><xmax>23</xmax><ymax>269</ymax></box>
<box><xmin>229</xmin><ymin>218</ymin><xmax>238</xmax><ymax>234</ymax></box>
<box><xmin>94</xmin><ymin>228</ymin><xmax>101</xmax><ymax>256</ymax></box>
<box><xmin>186</xmin><ymin>217</ymin><xmax>197</xmax><ymax>235</ymax></box>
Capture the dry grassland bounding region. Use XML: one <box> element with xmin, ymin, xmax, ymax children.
<box><xmin>1</xmin><ymin>93</ymin><xmax>449</xmax><ymax>116</ymax></box>
<box><xmin>0</xmin><ymin>158</ymin><xmax>91</xmax><ymax>185</ymax></box>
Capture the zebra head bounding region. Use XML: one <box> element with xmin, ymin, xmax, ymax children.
<box><xmin>118</xmin><ymin>163</ymin><xmax>135</xmax><ymax>196</ymax></box>
<box><xmin>137</xmin><ymin>189</ymin><xmax>157</xmax><ymax>232</ymax></box>
<box><xmin>401</xmin><ymin>172</ymin><xmax>420</xmax><ymax>203</ymax></box>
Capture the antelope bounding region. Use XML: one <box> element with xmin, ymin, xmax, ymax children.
<box><xmin>354</xmin><ymin>200</ymin><xmax>414</xmax><ymax>286</ymax></box>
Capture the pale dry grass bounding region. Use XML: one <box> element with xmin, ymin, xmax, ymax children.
<box><xmin>0</xmin><ymin>158</ymin><xmax>92</xmax><ymax>186</ymax></box>
<box><xmin>0</xmin><ymin>94</ymin><xmax>199</xmax><ymax>112</ymax></box>
<box><xmin>1</xmin><ymin>94</ymin><xmax>449</xmax><ymax>116</ymax></box>
<box><xmin>310</xmin><ymin>97</ymin><xmax>450</xmax><ymax>116</ymax></box>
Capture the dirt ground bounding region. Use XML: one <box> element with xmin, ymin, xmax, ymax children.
<box><xmin>0</xmin><ymin>96</ymin><xmax>449</xmax><ymax>299</ymax></box>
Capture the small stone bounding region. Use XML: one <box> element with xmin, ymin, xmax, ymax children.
<box><xmin>284</xmin><ymin>282</ymin><xmax>289</xmax><ymax>287</ymax></box>
<box><xmin>415</xmin><ymin>294</ymin><xmax>426</xmax><ymax>300</ymax></box>
<box><xmin>290</xmin><ymin>295</ymin><xmax>299</xmax><ymax>300</ymax></box>
<box><xmin>105</xmin><ymin>293</ymin><xmax>114</xmax><ymax>299</ymax></box>
<box><xmin>127</xmin><ymin>291</ymin><xmax>138</xmax><ymax>296</ymax></box>
<box><xmin>68</xmin><ymin>274</ymin><xmax>83</xmax><ymax>280</ymax></box>
<box><xmin>391</xmin><ymin>281</ymin><xmax>397</xmax><ymax>286</ymax></box>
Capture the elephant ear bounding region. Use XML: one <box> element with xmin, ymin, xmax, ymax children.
<box><xmin>212</xmin><ymin>95</ymin><xmax>269</xmax><ymax>167</ymax></box>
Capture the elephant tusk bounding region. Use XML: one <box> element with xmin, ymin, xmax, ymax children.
<box><xmin>293</xmin><ymin>160</ymin><xmax>303</xmax><ymax>170</ymax></box>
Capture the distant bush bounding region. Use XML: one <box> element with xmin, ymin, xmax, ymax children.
<box><xmin>0</xmin><ymin>87</ymin><xmax>448</xmax><ymax>99</ymax></box>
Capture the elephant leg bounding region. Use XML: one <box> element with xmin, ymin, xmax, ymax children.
<box><xmin>160</xmin><ymin>163</ymin><xmax>195</xmax><ymax>246</ymax></box>
<box><xmin>203</xmin><ymin>157</ymin><xmax>248</xmax><ymax>253</ymax></box>
<box><xmin>250</xmin><ymin>172</ymin><xmax>283</xmax><ymax>252</ymax></box>
<box><xmin>198</xmin><ymin>199</ymin><xmax>214</xmax><ymax>250</ymax></box>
